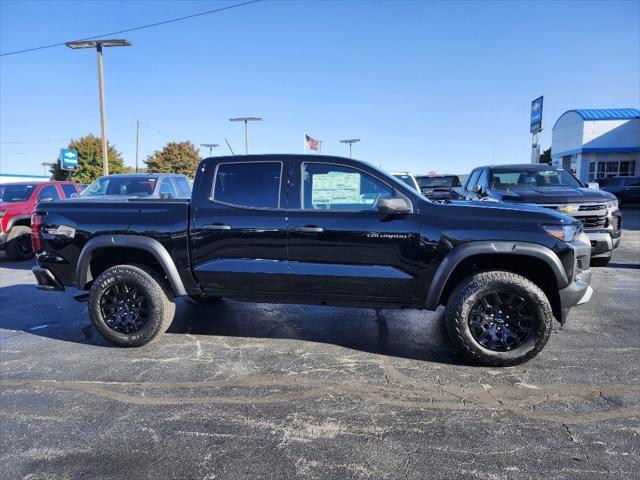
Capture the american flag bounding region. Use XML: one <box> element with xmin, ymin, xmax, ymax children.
<box><xmin>305</xmin><ymin>134</ymin><xmax>320</xmax><ymax>151</ymax></box>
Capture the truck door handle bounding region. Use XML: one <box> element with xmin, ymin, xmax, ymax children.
<box><xmin>202</xmin><ymin>224</ymin><xmax>232</xmax><ymax>230</ymax></box>
<box><xmin>294</xmin><ymin>226</ymin><xmax>325</xmax><ymax>233</ymax></box>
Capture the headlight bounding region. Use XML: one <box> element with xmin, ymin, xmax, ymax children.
<box><xmin>606</xmin><ymin>200</ymin><xmax>618</xmax><ymax>210</ymax></box>
<box><xmin>541</xmin><ymin>223</ymin><xmax>582</xmax><ymax>242</ymax></box>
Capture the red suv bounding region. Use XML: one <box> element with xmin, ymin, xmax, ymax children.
<box><xmin>0</xmin><ymin>181</ymin><xmax>82</xmax><ymax>260</ymax></box>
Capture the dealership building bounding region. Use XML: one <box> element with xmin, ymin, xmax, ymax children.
<box><xmin>550</xmin><ymin>108</ymin><xmax>640</xmax><ymax>182</ymax></box>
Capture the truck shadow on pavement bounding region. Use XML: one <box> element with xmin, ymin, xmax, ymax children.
<box><xmin>169</xmin><ymin>299</ymin><xmax>463</xmax><ymax>365</ymax></box>
<box><xmin>0</xmin><ymin>282</ymin><xmax>462</xmax><ymax>365</ymax></box>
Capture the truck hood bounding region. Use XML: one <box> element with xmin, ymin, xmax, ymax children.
<box><xmin>0</xmin><ymin>200</ymin><xmax>30</xmax><ymax>212</ymax></box>
<box><xmin>443</xmin><ymin>198</ymin><xmax>575</xmax><ymax>224</ymax></box>
<box><xmin>494</xmin><ymin>187</ymin><xmax>615</xmax><ymax>204</ymax></box>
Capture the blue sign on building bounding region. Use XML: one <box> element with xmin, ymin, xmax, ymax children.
<box><xmin>60</xmin><ymin>148</ymin><xmax>78</xmax><ymax>170</ymax></box>
<box><xmin>530</xmin><ymin>96</ymin><xmax>543</xmax><ymax>133</ymax></box>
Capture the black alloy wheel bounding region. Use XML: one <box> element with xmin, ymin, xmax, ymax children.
<box><xmin>468</xmin><ymin>291</ymin><xmax>537</xmax><ymax>352</ymax></box>
<box><xmin>100</xmin><ymin>281</ymin><xmax>150</xmax><ymax>334</ymax></box>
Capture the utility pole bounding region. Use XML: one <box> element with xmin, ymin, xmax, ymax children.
<box><xmin>230</xmin><ymin>117</ymin><xmax>262</xmax><ymax>154</ymax></box>
<box><xmin>135</xmin><ymin>120</ymin><xmax>140</xmax><ymax>173</ymax></box>
<box><xmin>340</xmin><ymin>138</ymin><xmax>360</xmax><ymax>158</ymax></box>
<box><xmin>65</xmin><ymin>39</ymin><xmax>132</xmax><ymax>176</ymax></box>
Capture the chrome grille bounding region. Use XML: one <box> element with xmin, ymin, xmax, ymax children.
<box><xmin>580</xmin><ymin>216</ymin><xmax>607</xmax><ymax>228</ymax></box>
<box><xmin>579</xmin><ymin>204</ymin><xmax>606</xmax><ymax>211</ymax></box>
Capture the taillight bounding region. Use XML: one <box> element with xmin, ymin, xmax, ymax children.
<box><xmin>31</xmin><ymin>212</ymin><xmax>46</xmax><ymax>253</ymax></box>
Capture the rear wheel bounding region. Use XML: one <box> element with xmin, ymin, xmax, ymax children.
<box><xmin>445</xmin><ymin>270</ymin><xmax>553</xmax><ymax>367</ymax></box>
<box><xmin>89</xmin><ymin>264</ymin><xmax>175</xmax><ymax>347</ymax></box>
<box><xmin>5</xmin><ymin>226</ymin><xmax>34</xmax><ymax>261</ymax></box>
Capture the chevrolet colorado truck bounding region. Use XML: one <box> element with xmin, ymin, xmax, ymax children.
<box><xmin>32</xmin><ymin>155</ymin><xmax>593</xmax><ymax>366</ymax></box>
<box><xmin>454</xmin><ymin>164</ymin><xmax>621</xmax><ymax>266</ymax></box>
<box><xmin>0</xmin><ymin>180</ymin><xmax>82</xmax><ymax>260</ymax></box>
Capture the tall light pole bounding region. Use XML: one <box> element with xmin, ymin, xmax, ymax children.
<box><xmin>135</xmin><ymin>120</ymin><xmax>140</xmax><ymax>173</ymax></box>
<box><xmin>200</xmin><ymin>143</ymin><xmax>220</xmax><ymax>157</ymax></box>
<box><xmin>340</xmin><ymin>138</ymin><xmax>360</xmax><ymax>158</ymax></box>
<box><xmin>65</xmin><ymin>39</ymin><xmax>132</xmax><ymax>176</ymax></box>
<box><xmin>41</xmin><ymin>162</ymin><xmax>54</xmax><ymax>176</ymax></box>
<box><xmin>229</xmin><ymin>117</ymin><xmax>262</xmax><ymax>154</ymax></box>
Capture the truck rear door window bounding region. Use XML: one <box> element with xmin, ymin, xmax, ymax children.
<box><xmin>60</xmin><ymin>184</ymin><xmax>78</xmax><ymax>197</ymax></box>
<box><xmin>173</xmin><ymin>177</ymin><xmax>192</xmax><ymax>198</ymax></box>
<box><xmin>213</xmin><ymin>162</ymin><xmax>282</xmax><ymax>209</ymax></box>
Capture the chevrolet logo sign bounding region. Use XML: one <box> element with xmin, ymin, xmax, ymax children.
<box><xmin>558</xmin><ymin>204</ymin><xmax>580</xmax><ymax>214</ymax></box>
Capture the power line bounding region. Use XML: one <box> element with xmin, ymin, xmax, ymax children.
<box><xmin>0</xmin><ymin>122</ymin><xmax>135</xmax><ymax>144</ymax></box>
<box><xmin>140</xmin><ymin>122</ymin><xmax>177</xmax><ymax>141</ymax></box>
<box><xmin>0</xmin><ymin>0</ymin><xmax>262</xmax><ymax>57</ymax></box>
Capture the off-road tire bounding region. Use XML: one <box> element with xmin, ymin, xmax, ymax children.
<box><xmin>5</xmin><ymin>226</ymin><xmax>34</xmax><ymax>261</ymax></box>
<box><xmin>445</xmin><ymin>270</ymin><xmax>553</xmax><ymax>367</ymax></box>
<box><xmin>590</xmin><ymin>256</ymin><xmax>611</xmax><ymax>267</ymax></box>
<box><xmin>89</xmin><ymin>264</ymin><xmax>175</xmax><ymax>347</ymax></box>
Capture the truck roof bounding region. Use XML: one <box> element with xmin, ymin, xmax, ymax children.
<box><xmin>480</xmin><ymin>164</ymin><xmax>559</xmax><ymax>170</ymax></box>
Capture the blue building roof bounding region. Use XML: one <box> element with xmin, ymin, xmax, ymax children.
<box><xmin>570</xmin><ymin>108</ymin><xmax>640</xmax><ymax>121</ymax></box>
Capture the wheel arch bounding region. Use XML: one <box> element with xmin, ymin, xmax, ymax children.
<box><xmin>6</xmin><ymin>215</ymin><xmax>31</xmax><ymax>235</ymax></box>
<box><xmin>426</xmin><ymin>242</ymin><xmax>568</xmax><ymax>321</ymax></box>
<box><xmin>76</xmin><ymin>235</ymin><xmax>187</xmax><ymax>296</ymax></box>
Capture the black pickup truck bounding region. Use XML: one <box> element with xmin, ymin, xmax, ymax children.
<box><xmin>32</xmin><ymin>155</ymin><xmax>593</xmax><ymax>366</ymax></box>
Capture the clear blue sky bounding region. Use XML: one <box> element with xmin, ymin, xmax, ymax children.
<box><xmin>1</xmin><ymin>0</ymin><xmax>638</xmax><ymax>176</ymax></box>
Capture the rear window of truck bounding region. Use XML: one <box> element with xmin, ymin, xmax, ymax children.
<box><xmin>213</xmin><ymin>162</ymin><xmax>282</xmax><ymax>209</ymax></box>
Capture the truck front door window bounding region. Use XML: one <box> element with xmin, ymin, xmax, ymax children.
<box><xmin>302</xmin><ymin>163</ymin><xmax>393</xmax><ymax>210</ymax></box>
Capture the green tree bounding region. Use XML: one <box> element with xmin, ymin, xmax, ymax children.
<box><xmin>51</xmin><ymin>134</ymin><xmax>127</xmax><ymax>183</ymax></box>
<box><xmin>145</xmin><ymin>141</ymin><xmax>201</xmax><ymax>178</ymax></box>
<box><xmin>539</xmin><ymin>147</ymin><xmax>551</xmax><ymax>164</ymax></box>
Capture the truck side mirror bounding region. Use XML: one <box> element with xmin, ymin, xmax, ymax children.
<box><xmin>378</xmin><ymin>197</ymin><xmax>412</xmax><ymax>216</ymax></box>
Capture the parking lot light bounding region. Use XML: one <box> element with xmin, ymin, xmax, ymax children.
<box><xmin>229</xmin><ymin>117</ymin><xmax>262</xmax><ymax>155</ymax></box>
<box><xmin>200</xmin><ymin>144</ymin><xmax>220</xmax><ymax>157</ymax></box>
<box><xmin>65</xmin><ymin>39</ymin><xmax>132</xmax><ymax>176</ymax></box>
<box><xmin>339</xmin><ymin>138</ymin><xmax>361</xmax><ymax>158</ymax></box>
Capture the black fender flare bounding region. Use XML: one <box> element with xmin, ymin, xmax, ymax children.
<box><xmin>76</xmin><ymin>235</ymin><xmax>187</xmax><ymax>296</ymax></box>
<box><xmin>424</xmin><ymin>241</ymin><xmax>568</xmax><ymax>309</ymax></box>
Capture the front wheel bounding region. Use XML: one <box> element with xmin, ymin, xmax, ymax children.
<box><xmin>445</xmin><ymin>271</ymin><xmax>553</xmax><ymax>367</ymax></box>
<box><xmin>89</xmin><ymin>264</ymin><xmax>175</xmax><ymax>347</ymax></box>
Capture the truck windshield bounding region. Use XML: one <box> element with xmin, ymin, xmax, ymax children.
<box><xmin>393</xmin><ymin>174</ymin><xmax>417</xmax><ymax>189</ymax></box>
<box><xmin>491</xmin><ymin>169</ymin><xmax>582</xmax><ymax>189</ymax></box>
<box><xmin>418</xmin><ymin>176</ymin><xmax>457</xmax><ymax>188</ymax></box>
<box><xmin>0</xmin><ymin>184</ymin><xmax>38</xmax><ymax>202</ymax></box>
<box><xmin>82</xmin><ymin>176</ymin><xmax>158</xmax><ymax>197</ymax></box>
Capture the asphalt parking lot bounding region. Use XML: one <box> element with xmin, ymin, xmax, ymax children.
<box><xmin>1</xmin><ymin>211</ymin><xmax>639</xmax><ymax>479</ymax></box>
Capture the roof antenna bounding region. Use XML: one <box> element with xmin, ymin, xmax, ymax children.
<box><xmin>224</xmin><ymin>138</ymin><xmax>235</xmax><ymax>156</ymax></box>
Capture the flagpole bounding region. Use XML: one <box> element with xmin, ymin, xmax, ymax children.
<box><xmin>319</xmin><ymin>141</ymin><xmax>322</xmax><ymax>155</ymax></box>
<box><xmin>303</xmin><ymin>133</ymin><xmax>306</xmax><ymax>154</ymax></box>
